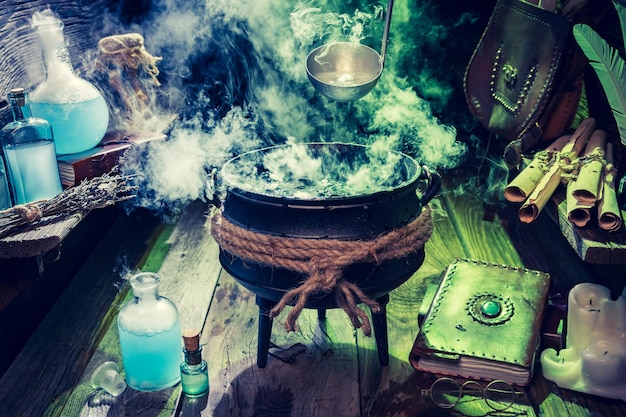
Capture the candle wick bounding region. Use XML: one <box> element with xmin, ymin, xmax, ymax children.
<box><xmin>604</xmin><ymin>351</ymin><xmax>609</xmax><ymax>355</ymax></box>
<box><xmin>589</xmin><ymin>298</ymin><xmax>593</xmax><ymax>305</ymax></box>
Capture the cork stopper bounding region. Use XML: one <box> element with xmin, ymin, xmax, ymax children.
<box><xmin>182</xmin><ymin>329</ymin><xmax>201</xmax><ymax>351</ymax></box>
<box><xmin>8</xmin><ymin>88</ymin><xmax>26</xmax><ymax>106</ymax></box>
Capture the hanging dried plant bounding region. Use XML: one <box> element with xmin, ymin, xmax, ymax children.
<box><xmin>0</xmin><ymin>171</ymin><xmax>137</xmax><ymax>239</ymax></box>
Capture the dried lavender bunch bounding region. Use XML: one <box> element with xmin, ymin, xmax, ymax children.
<box><xmin>0</xmin><ymin>171</ymin><xmax>138</xmax><ymax>239</ymax></box>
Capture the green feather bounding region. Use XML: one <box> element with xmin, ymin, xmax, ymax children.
<box><xmin>573</xmin><ymin>23</ymin><xmax>626</xmax><ymax>145</ymax></box>
<box><xmin>613</xmin><ymin>0</ymin><xmax>626</xmax><ymax>52</ymax></box>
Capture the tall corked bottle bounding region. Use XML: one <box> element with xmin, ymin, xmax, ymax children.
<box><xmin>0</xmin><ymin>88</ymin><xmax>63</xmax><ymax>204</ymax></box>
<box><xmin>29</xmin><ymin>9</ymin><xmax>109</xmax><ymax>155</ymax></box>
<box><xmin>117</xmin><ymin>272</ymin><xmax>182</xmax><ymax>391</ymax></box>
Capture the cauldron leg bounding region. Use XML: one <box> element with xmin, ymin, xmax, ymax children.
<box><xmin>256</xmin><ymin>295</ymin><xmax>275</xmax><ymax>368</ymax></box>
<box><xmin>371</xmin><ymin>294</ymin><xmax>390</xmax><ymax>366</ymax></box>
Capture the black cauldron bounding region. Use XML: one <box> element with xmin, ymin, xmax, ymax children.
<box><xmin>215</xmin><ymin>142</ymin><xmax>440</xmax><ymax>367</ymax></box>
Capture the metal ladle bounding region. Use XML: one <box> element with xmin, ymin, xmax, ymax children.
<box><xmin>306</xmin><ymin>0</ymin><xmax>394</xmax><ymax>102</ymax></box>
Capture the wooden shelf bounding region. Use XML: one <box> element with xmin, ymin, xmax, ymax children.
<box><xmin>0</xmin><ymin>213</ymin><xmax>86</xmax><ymax>259</ymax></box>
<box><xmin>547</xmin><ymin>195</ymin><xmax>626</xmax><ymax>264</ymax></box>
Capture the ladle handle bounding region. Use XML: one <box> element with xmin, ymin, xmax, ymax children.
<box><xmin>379</xmin><ymin>0</ymin><xmax>394</xmax><ymax>68</ymax></box>
<box><xmin>420</xmin><ymin>166</ymin><xmax>441</xmax><ymax>206</ymax></box>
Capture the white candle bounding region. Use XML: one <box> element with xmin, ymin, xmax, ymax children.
<box><xmin>566</xmin><ymin>283</ymin><xmax>608</xmax><ymax>352</ymax></box>
<box><xmin>581</xmin><ymin>338</ymin><xmax>625</xmax><ymax>385</ymax></box>
<box><xmin>541</xmin><ymin>283</ymin><xmax>626</xmax><ymax>401</ymax></box>
<box><xmin>540</xmin><ymin>348</ymin><xmax>581</xmax><ymax>387</ymax></box>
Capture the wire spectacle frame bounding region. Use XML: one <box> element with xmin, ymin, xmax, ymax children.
<box><xmin>422</xmin><ymin>377</ymin><xmax>523</xmax><ymax>412</ymax></box>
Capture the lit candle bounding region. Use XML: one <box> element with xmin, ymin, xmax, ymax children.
<box><xmin>540</xmin><ymin>283</ymin><xmax>626</xmax><ymax>401</ymax></box>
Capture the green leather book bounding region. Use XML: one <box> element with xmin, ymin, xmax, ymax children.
<box><xmin>410</xmin><ymin>258</ymin><xmax>551</xmax><ymax>385</ymax></box>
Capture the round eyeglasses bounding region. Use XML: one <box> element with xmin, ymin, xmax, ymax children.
<box><xmin>423</xmin><ymin>377</ymin><xmax>520</xmax><ymax>412</ymax></box>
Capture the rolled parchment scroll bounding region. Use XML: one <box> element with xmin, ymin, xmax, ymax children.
<box><xmin>566</xmin><ymin>129</ymin><xmax>606</xmax><ymax>227</ymax></box>
<box><xmin>571</xmin><ymin>130</ymin><xmax>606</xmax><ymax>205</ymax></box>
<box><xmin>597</xmin><ymin>143</ymin><xmax>623</xmax><ymax>232</ymax></box>
<box><xmin>519</xmin><ymin>118</ymin><xmax>595</xmax><ymax>223</ymax></box>
<box><xmin>566</xmin><ymin>191</ymin><xmax>593</xmax><ymax>227</ymax></box>
<box><xmin>504</xmin><ymin>134</ymin><xmax>572</xmax><ymax>203</ymax></box>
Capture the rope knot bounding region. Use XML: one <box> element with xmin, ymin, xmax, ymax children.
<box><xmin>14</xmin><ymin>204</ymin><xmax>42</xmax><ymax>223</ymax></box>
<box><xmin>209</xmin><ymin>206</ymin><xmax>433</xmax><ymax>336</ymax></box>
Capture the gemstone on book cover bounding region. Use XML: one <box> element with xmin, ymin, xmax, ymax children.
<box><xmin>467</xmin><ymin>293</ymin><xmax>514</xmax><ymax>325</ymax></box>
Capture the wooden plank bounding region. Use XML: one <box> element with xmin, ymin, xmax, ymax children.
<box><xmin>0</xmin><ymin>213</ymin><xmax>85</xmax><ymax>258</ymax></box>
<box><xmin>442</xmin><ymin>192</ymin><xmax>524</xmax><ymax>266</ymax></box>
<box><xmin>543</xmin><ymin>193</ymin><xmax>626</xmax><ymax>264</ymax></box>
<box><xmin>358</xmin><ymin>196</ymin><xmax>466</xmax><ymax>415</ymax></box>
<box><xmin>200</xmin><ymin>271</ymin><xmax>362</xmax><ymax>417</ymax></box>
<box><xmin>0</xmin><ymin>208</ymin><xmax>162</xmax><ymax>417</ymax></box>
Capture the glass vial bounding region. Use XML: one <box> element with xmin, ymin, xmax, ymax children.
<box><xmin>29</xmin><ymin>9</ymin><xmax>109</xmax><ymax>155</ymax></box>
<box><xmin>180</xmin><ymin>330</ymin><xmax>209</xmax><ymax>397</ymax></box>
<box><xmin>117</xmin><ymin>272</ymin><xmax>182</xmax><ymax>391</ymax></box>
<box><xmin>0</xmin><ymin>88</ymin><xmax>63</xmax><ymax>204</ymax></box>
<box><xmin>0</xmin><ymin>150</ymin><xmax>12</xmax><ymax>209</ymax></box>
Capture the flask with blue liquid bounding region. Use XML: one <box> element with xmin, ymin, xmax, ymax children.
<box><xmin>29</xmin><ymin>9</ymin><xmax>109</xmax><ymax>155</ymax></box>
<box><xmin>117</xmin><ymin>272</ymin><xmax>182</xmax><ymax>391</ymax></box>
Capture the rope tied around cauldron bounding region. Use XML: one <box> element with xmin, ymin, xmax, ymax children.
<box><xmin>209</xmin><ymin>206</ymin><xmax>433</xmax><ymax>335</ymax></box>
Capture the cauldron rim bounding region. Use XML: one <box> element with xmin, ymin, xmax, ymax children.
<box><xmin>219</xmin><ymin>141</ymin><xmax>422</xmax><ymax>204</ymax></box>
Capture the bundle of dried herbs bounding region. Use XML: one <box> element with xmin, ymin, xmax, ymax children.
<box><xmin>0</xmin><ymin>171</ymin><xmax>137</xmax><ymax>239</ymax></box>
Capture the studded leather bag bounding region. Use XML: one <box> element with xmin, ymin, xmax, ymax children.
<box><xmin>464</xmin><ymin>0</ymin><xmax>585</xmax><ymax>167</ymax></box>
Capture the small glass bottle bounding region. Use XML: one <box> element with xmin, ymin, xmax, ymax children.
<box><xmin>117</xmin><ymin>272</ymin><xmax>182</xmax><ymax>391</ymax></box>
<box><xmin>180</xmin><ymin>330</ymin><xmax>209</xmax><ymax>397</ymax></box>
<box><xmin>0</xmin><ymin>150</ymin><xmax>12</xmax><ymax>209</ymax></box>
<box><xmin>0</xmin><ymin>88</ymin><xmax>63</xmax><ymax>204</ymax></box>
<box><xmin>29</xmin><ymin>9</ymin><xmax>109</xmax><ymax>155</ymax></box>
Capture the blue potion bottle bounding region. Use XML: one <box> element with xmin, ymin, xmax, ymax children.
<box><xmin>0</xmin><ymin>88</ymin><xmax>63</xmax><ymax>204</ymax></box>
<box><xmin>117</xmin><ymin>272</ymin><xmax>182</xmax><ymax>391</ymax></box>
<box><xmin>0</xmin><ymin>150</ymin><xmax>12</xmax><ymax>209</ymax></box>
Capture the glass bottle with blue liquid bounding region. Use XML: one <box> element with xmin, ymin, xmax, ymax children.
<box><xmin>0</xmin><ymin>88</ymin><xmax>63</xmax><ymax>204</ymax></box>
<box><xmin>0</xmin><ymin>150</ymin><xmax>12</xmax><ymax>210</ymax></box>
<box><xmin>29</xmin><ymin>9</ymin><xmax>109</xmax><ymax>155</ymax></box>
<box><xmin>117</xmin><ymin>272</ymin><xmax>182</xmax><ymax>391</ymax></box>
<box><xmin>180</xmin><ymin>330</ymin><xmax>209</xmax><ymax>397</ymax></box>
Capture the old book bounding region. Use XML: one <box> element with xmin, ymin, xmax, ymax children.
<box><xmin>56</xmin><ymin>131</ymin><xmax>166</xmax><ymax>187</ymax></box>
<box><xmin>410</xmin><ymin>258</ymin><xmax>551</xmax><ymax>385</ymax></box>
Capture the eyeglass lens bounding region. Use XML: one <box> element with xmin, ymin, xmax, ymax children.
<box><xmin>430</xmin><ymin>377</ymin><xmax>460</xmax><ymax>408</ymax></box>
<box><xmin>484</xmin><ymin>380</ymin><xmax>515</xmax><ymax>411</ymax></box>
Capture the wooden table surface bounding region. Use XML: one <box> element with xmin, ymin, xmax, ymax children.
<box><xmin>1</xmin><ymin>185</ymin><xmax>625</xmax><ymax>417</ymax></box>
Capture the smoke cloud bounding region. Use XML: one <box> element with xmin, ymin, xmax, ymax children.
<box><xmin>73</xmin><ymin>0</ymin><xmax>480</xmax><ymax>213</ymax></box>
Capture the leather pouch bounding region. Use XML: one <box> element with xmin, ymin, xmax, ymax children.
<box><xmin>464</xmin><ymin>0</ymin><xmax>578</xmax><ymax>165</ymax></box>
<box><xmin>410</xmin><ymin>258</ymin><xmax>551</xmax><ymax>386</ymax></box>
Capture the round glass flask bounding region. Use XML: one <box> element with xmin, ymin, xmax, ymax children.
<box><xmin>29</xmin><ymin>10</ymin><xmax>109</xmax><ymax>155</ymax></box>
<box><xmin>117</xmin><ymin>272</ymin><xmax>182</xmax><ymax>391</ymax></box>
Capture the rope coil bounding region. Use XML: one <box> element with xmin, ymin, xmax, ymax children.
<box><xmin>209</xmin><ymin>205</ymin><xmax>433</xmax><ymax>335</ymax></box>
